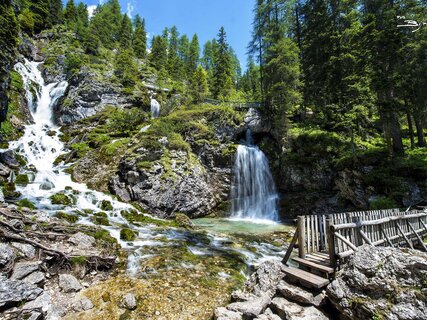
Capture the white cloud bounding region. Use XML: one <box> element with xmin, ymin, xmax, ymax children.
<box><xmin>126</xmin><ymin>2</ymin><xmax>134</xmax><ymax>18</ymax></box>
<box><xmin>87</xmin><ymin>5</ymin><xmax>97</xmax><ymax>19</ymax></box>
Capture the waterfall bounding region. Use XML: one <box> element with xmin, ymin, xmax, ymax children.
<box><xmin>230</xmin><ymin>130</ymin><xmax>279</xmax><ymax>222</ymax></box>
<box><xmin>150</xmin><ymin>98</ymin><xmax>160</xmax><ymax>118</ymax></box>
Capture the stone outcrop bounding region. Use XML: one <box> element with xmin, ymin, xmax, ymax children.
<box><xmin>215</xmin><ymin>260</ymin><xmax>329</xmax><ymax>320</ymax></box>
<box><xmin>327</xmin><ymin>245</ymin><xmax>427</xmax><ymax>320</ymax></box>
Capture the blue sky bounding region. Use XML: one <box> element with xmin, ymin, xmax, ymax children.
<box><xmin>82</xmin><ymin>0</ymin><xmax>254</xmax><ymax>69</ymax></box>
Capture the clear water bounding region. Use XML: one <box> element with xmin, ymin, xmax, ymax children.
<box><xmin>9</xmin><ymin>59</ymin><xmax>286</xmax><ymax>278</ymax></box>
<box><xmin>230</xmin><ymin>130</ymin><xmax>279</xmax><ymax>222</ymax></box>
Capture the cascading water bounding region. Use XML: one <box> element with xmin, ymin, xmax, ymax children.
<box><xmin>230</xmin><ymin>130</ymin><xmax>279</xmax><ymax>222</ymax></box>
<box><xmin>150</xmin><ymin>98</ymin><xmax>160</xmax><ymax>118</ymax></box>
<box><xmin>8</xmin><ymin>59</ymin><xmax>285</xmax><ymax>280</ymax></box>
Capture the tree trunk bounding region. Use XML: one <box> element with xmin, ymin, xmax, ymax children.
<box><xmin>414</xmin><ymin>113</ymin><xmax>426</xmax><ymax>147</ymax></box>
<box><xmin>406</xmin><ymin>105</ymin><xmax>415</xmax><ymax>149</ymax></box>
<box><xmin>389</xmin><ymin>111</ymin><xmax>405</xmax><ymax>155</ymax></box>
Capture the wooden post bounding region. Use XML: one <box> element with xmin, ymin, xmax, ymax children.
<box><xmin>352</xmin><ymin>216</ymin><xmax>363</xmax><ymax>247</ymax></box>
<box><xmin>297</xmin><ymin>216</ymin><xmax>306</xmax><ymax>258</ymax></box>
<box><xmin>407</xmin><ymin>220</ymin><xmax>427</xmax><ymax>252</ymax></box>
<box><xmin>326</xmin><ymin>216</ymin><xmax>337</xmax><ymax>268</ymax></box>
<box><xmin>395</xmin><ymin>219</ymin><xmax>414</xmax><ymax>249</ymax></box>
<box><xmin>282</xmin><ymin>230</ymin><xmax>299</xmax><ymax>265</ymax></box>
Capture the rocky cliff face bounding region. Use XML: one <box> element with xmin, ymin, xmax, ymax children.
<box><xmin>327</xmin><ymin>245</ymin><xmax>427</xmax><ymax>320</ymax></box>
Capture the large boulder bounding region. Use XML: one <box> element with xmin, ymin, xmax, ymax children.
<box><xmin>326</xmin><ymin>245</ymin><xmax>427</xmax><ymax>320</ymax></box>
<box><xmin>0</xmin><ymin>243</ymin><xmax>15</xmax><ymax>269</ymax></box>
<box><xmin>58</xmin><ymin>274</ymin><xmax>82</xmax><ymax>293</ymax></box>
<box><xmin>0</xmin><ymin>276</ymin><xmax>43</xmax><ymax>309</ymax></box>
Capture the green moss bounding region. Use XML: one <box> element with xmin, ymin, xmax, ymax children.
<box><xmin>100</xmin><ymin>200</ymin><xmax>113</xmax><ymax>211</ymax></box>
<box><xmin>92</xmin><ymin>229</ymin><xmax>116</xmax><ymax>244</ymax></box>
<box><xmin>120</xmin><ymin>228</ymin><xmax>137</xmax><ymax>241</ymax></box>
<box><xmin>71</xmin><ymin>142</ymin><xmax>91</xmax><ymax>158</ymax></box>
<box><xmin>370</xmin><ymin>196</ymin><xmax>398</xmax><ymax>210</ymax></box>
<box><xmin>136</xmin><ymin>161</ymin><xmax>152</xmax><ymax>171</ymax></box>
<box><xmin>2</xmin><ymin>182</ymin><xmax>21</xmax><ymax>199</ymax></box>
<box><xmin>15</xmin><ymin>174</ymin><xmax>29</xmax><ymax>186</ymax></box>
<box><xmin>70</xmin><ymin>256</ymin><xmax>87</xmax><ymax>265</ymax></box>
<box><xmin>54</xmin><ymin>211</ymin><xmax>79</xmax><ymax>223</ymax></box>
<box><xmin>90</xmin><ymin>211</ymin><xmax>111</xmax><ymax>226</ymax></box>
<box><xmin>174</xmin><ymin>213</ymin><xmax>193</xmax><ymax>229</ymax></box>
<box><xmin>121</xmin><ymin>209</ymin><xmax>176</xmax><ymax>227</ymax></box>
<box><xmin>100</xmin><ymin>138</ymin><xmax>130</xmax><ymax>157</ymax></box>
<box><xmin>50</xmin><ymin>193</ymin><xmax>72</xmax><ymax>206</ymax></box>
<box><xmin>16</xmin><ymin>198</ymin><xmax>36</xmax><ymax>210</ymax></box>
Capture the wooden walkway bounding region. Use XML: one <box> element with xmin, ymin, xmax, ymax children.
<box><xmin>282</xmin><ymin>205</ymin><xmax>427</xmax><ymax>289</ymax></box>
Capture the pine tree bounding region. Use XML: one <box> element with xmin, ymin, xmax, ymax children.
<box><xmin>29</xmin><ymin>0</ymin><xmax>50</xmax><ymax>33</ymax></box>
<box><xmin>212</xmin><ymin>27</ymin><xmax>233</xmax><ymax>99</ymax></box>
<box><xmin>178</xmin><ymin>34</ymin><xmax>190</xmax><ymax>79</ymax></box>
<box><xmin>115</xmin><ymin>49</ymin><xmax>138</xmax><ymax>88</ymax></box>
<box><xmin>49</xmin><ymin>0</ymin><xmax>63</xmax><ymax>26</ymax></box>
<box><xmin>149</xmin><ymin>35</ymin><xmax>168</xmax><ymax>75</ymax></box>
<box><xmin>188</xmin><ymin>34</ymin><xmax>200</xmax><ymax>77</ymax></box>
<box><xmin>190</xmin><ymin>65</ymin><xmax>209</xmax><ymax>103</ymax></box>
<box><xmin>133</xmin><ymin>15</ymin><xmax>147</xmax><ymax>59</ymax></box>
<box><xmin>64</xmin><ymin>0</ymin><xmax>77</xmax><ymax>30</ymax></box>
<box><xmin>119</xmin><ymin>14</ymin><xmax>133</xmax><ymax>48</ymax></box>
<box><xmin>167</xmin><ymin>26</ymin><xmax>181</xmax><ymax>80</ymax></box>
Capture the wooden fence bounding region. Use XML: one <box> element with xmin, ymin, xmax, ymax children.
<box><xmin>204</xmin><ymin>98</ymin><xmax>264</xmax><ymax>109</ymax></box>
<box><xmin>283</xmin><ymin>207</ymin><xmax>427</xmax><ymax>269</ymax></box>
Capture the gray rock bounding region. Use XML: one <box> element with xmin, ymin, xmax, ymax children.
<box><xmin>59</xmin><ymin>274</ymin><xmax>82</xmax><ymax>293</ymax></box>
<box><xmin>0</xmin><ymin>243</ymin><xmax>15</xmax><ymax>268</ymax></box>
<box><xmin>11</xmin><ymin>262</ymin><xmax>40</xmax><ymax>280</ymax></box>
<box><xmin>254</xmin><ymin>314</ymin><xmax>282</xmax><ymax>320</ymax></box>
<box><xmin>277</xmin><ymin>280</ymin><xmax>325</xmax><ymax>307</ymax></box>
<box><xmin>227</xmin><ymin>294</ymin><xmax>271</xmax><ymax>318</ymax></box>
<box><xmin>326</xmin><ymin>245</ymin><xmax>427</xmax><ymax>320</ymax></box>
<box><xmin>245</xmin><ymin>260</ymin><xmax>286</xmax><ymax>298</ymax></box>
<box><xmin>214</xmin><ymin>307</ymin><xmax>243</xmax><ymax>320</ymax></box>
<box><xmin>22</xmin><ymin>271</ymin><xmax>45</xmax><ymax>287</ymax></box>
<box><xmin>68</xmin><ymin>232</ymin><xmax>95</xmax><ymax>249</ymax></box>
<box><xmin>0</xmin><ymin>150</ymin><xmax>20</xmax><ymax>168</ymax></box>
<box><xmin>271</xmin><ymin>297</ymin><xmax>328</xmax><ymax>320</ymax></box>
<box><xmin>0</xmin><ymin>276</ymin><xmax>43</xmax><ymax>308</ymax></box>
<box><xmin>120</xmin><ymin>292</ymin><xmax>137</xmax><ymax>310</ymax></box>
<box><xmin>73</xmin><ymin>297</ymin><xmax>94</xmax><ymax>312</ymax></box>
<box><xmin>0</xmin><ymin>163</ymin><xmax>11</xmax><ymax>176</ymax></box>
<box><xmin>23</xmin><ymin>291</ymin><xmax>51</xmax><ymax>314</ymax></box>
<box><xmin>11</xmin><ymin>242</ymin><xmax>36</xmax><ymax>259</ymax></box>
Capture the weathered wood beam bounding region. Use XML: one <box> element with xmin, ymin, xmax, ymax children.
<box><xmin>297</xmin><ymin>216</ymin><xmax>306</xmax><ymax>259</ymax></box>
<box><xmin>282</xmin><ymin>229</ymin><xmax>298</xmax><ymax>265</ymax></box>
<box><xmin>326</xmin><ymin>216</ymin><xmax>337</xmax><ymax>269</ymax></box>
<box><xmin>333</xmin><ymin>232</ymin><xmax>358</xmax><ymax>251</ymax></box>
<box><xmin>395</xmin><ymin>221</ymin><xmax>414</xmax><ymax>249</ymax></box>
<box><xmin>407</xmin><ymin>220</ymin><xmax>427</xmax><ymax>252</ymax></box>
<box><xmin>359</xmin><ymin>230</ymin><xmax>374</xmax><ymax>246</ymax></box>
<box><xmin>380</xmin><ymin>225</ymin><xmax>394</xmax><ymax>247</ymax></box>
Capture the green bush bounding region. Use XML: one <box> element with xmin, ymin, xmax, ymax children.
<box><xmin>370</xmin><ymin>196</ymin><xmax>398</xmax><ymax>210</ymax></box>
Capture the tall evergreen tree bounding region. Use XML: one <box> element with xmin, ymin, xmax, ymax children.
<box><xmin>167</xmin><ymin>26</ymin><xmax>181</xmax><ymax>80</ymax></box>
<box><xmin>29</xmin><ymin>0</ymin><xmax>50</xmax><ymax>33</ymax></box>
<box><xmin>64</xmin><ymin>0</ymin><xmax>77</xmax><ymax>30</ymax></box>
<box><xmin>149</xmin><ymin>35</ymin><xmax>168</xmax><ymax>75</ymax></box>
<box><xmin>188</xmin><ymin>34</ymin><xmax>200</xmax><ymax>77</ymax></box>
<box><xmin>49</xmin><ymin>0</ymin><xmax>63</xmax><ymax>26</ymax></box>
<box><xmin>119</xmin><ymin>14</ymin><xmax>133</xmax><ymax>48</ymax></box>
<box><xmin>191</xmin><ymin>66</ymin><xmax>209</xmax><ymax>103</ymax></box>
<box><xmin>133</xmin><ymin>15</ymin><xmax>147</xmax><ymax>59</ymax></box>
<box><xmin>212</xmin><ymin>27</ymin><xmax>233</xmax><ymax>99</ymax></box>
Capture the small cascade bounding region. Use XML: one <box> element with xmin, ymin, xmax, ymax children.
<box><xmin>230</xmin><ymin>130</ymin><xmax>279</xmax><ymax>222</ymax></box>
<box><xmin>150</xmin><ymin>98</ymin><xmax>160</xmax><ymax>118</ymax></box>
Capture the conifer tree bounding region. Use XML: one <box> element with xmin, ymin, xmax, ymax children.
<box><xmin>149</xmin><ymin>35</ymin><xmax>168</xmax><ymax>75</ymax></box>
<box><xmin>188</xmin><ymin>34</ymin><xmax>200</xmax><ymax>77</ymax></box>
<box><xmin>133</xmin><ymin>15</ymin><xmax>147</xmax><ymax>59</ymax></box>
<box><xmin>119</xmin><ymin>14</ymin><xmax>133</xmax><ymax>48</ymax></box>
<box><xmin>191</xmin><ymin>65</ymin><xmax>209</xmax><ymax>103</ymax></box>
<box><xmin>49</xmin><ymin>0</ymin><xmax>63</xmax><ymax>26</ymax></box>
<box><xmin>115</xmin><ymin>49</ymin><xmax>138</xmax><ymax>88</ymax></box>
<box><xmin>29</xmin><ymin>0</ymin><xmax>50</xmax><ymax>33</ymax></box>
<box><xmin>212</xmin><ymin>27</ymin><xmax>233</xmax><ymax>99</ymax></box>
<box><xmin>167</xmin><ymin>26</ymin><xmax>181</xmax><ymax>80</ymax></box>
<box><xmin>64</xmin><ymin>0</ymin><xmax>77</xmax><ymax>30</ymax></box>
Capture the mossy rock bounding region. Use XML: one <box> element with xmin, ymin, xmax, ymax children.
<box><xmin>16</xmin><ymin>198</ymin><xmax>36</xmax><ymax>210</ymax></box>
<box><xmin>174</xmin><ymin>213</ymin><xmax>194</xmax><ymax>229</ymax></box>
<box><xmin>70</xmin><ymin>256</ymin><xmax>87</xmax><ymax>265</ymax></box>
<box><xmin>91</xmin><ymin>229</ymin><xmax>117</xmax><ymax>245</ymax></box>
<box><xmin>54</xmin><ymin>211</ymin><xmax>79</xmax><ymax>223</ymax></box>
<box><xmin>100</xmin><ymin>200</ymin><xmax>113</xmax><ymax>211</ymax></box>
<box><xmin>15</xmin><ymin>174</ymin><xmax>29</xmax><ymax>186</ymax></box>
<box><xmin>121</xmin><ymin>209</ymin><xmax>176</xmax><ymax>227</ymax></box>
<box><xmin>47</xmin><ymin>130</ymin><xmax>56</xmax><ymax>137</ymax></box>
<box><xmin>120</xmin><ymin>228</ymin><xmax>137</xmax><ymax>241</ymax></box>
<box><xmin>50</xmin><ymin>193</ymin><xmax>72</xmax><ymax>206</ymax></box>
<box><xmin>90</xmin><ymin>211</ymin><xmax>110</xmax><ymax>226</ymax></box>
<box><xmin>3</xmin><ymin>183</ymin><xmax>21</xmax><ymax>199</ymax></box>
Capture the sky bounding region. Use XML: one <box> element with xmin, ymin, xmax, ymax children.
<box><xmin>82</xmin><ymin>0</ymin><xmax>254</xmax><ymax>69</ymax></box>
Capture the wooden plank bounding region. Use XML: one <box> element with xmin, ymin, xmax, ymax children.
<box><xmin>395</xmin><ymin>220</ymin><xmax>414</xmax><ymax>249</ymax></box>
<box><xmin>334</xmin><ymin>231</ymin><xmax>358</xmax><ymax>251</ymax></box>
<box><xmin>282</xmin><ymin>229</ymin><xmax>299</xmax><ymax>265</ymax></box>
<box><xmin>307</xmin><ymin>215</ymin><xmax>311</xmax><ymax>253</ymax></box>
<box><xmin>283</xmin><ymin>266</ymin><xmax>330</xmax><ymax>289</ymax></box>
<box><xmin>297</xmin><ymin>216</ymin><xmax>306</xmax><ymax>258</ymax></box>
<box><xmin>407</xmin><ymin>220</ymin><xmax>427</xmax><ymax>252</ymax></box>
<box><xmin>359</xmin><ymin>230</ymin><xmax>373</xmax><ymax>245</ymax></box>
<box><xmin>326</xmin><ymin>216</ymin><xmax>337</xmax><ymax>268</ymax></box>
<box><xmin>380</xmin><ymin>225</ymin><xmax>394</xmax><ymax>247</ymax></box>
<box><xmin>292</xmin><ymin>257</ymin><xmax>334</xmax><ymax>274</ymax></box>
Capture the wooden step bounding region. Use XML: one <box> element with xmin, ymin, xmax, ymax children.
<box><xmin>283</xmin><ymin>266</ymin><xmax>330</xmax><ymax>289</ymax></box>
<box><xmin>292</xmin><ymin>257</ymin><xmax>334</xmax><ymax>274</ymax></box>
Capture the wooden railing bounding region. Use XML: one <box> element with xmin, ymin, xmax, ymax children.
<box><xmin>204</xmin><ymin>98</ymin><xmax>264</xmax><ymax>109</ymax></box>
<box><xmin>283</xmin><ymin>207</ymin><xmax>427</xmax><ymax>269</ymax></box>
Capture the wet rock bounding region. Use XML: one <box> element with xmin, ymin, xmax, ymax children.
<box><xmin>214</xmin><ymin>307</ymin><xmax>243</xmax><ymax>320</ymax></box>
<box><xmin>0</xmin><ymin>150</ymin><xmax>20</xmax><ymax>168</ymax></box>
<box><xmin>326</xmin><ymin>245</ymin><xmax>427</xmax><ymax>320</ymax></box>
<box><xmin>227</xmin><ymin>294</ymin><xmax>271</xmax><ymax>318</ymax></box>
<box><xmin>270</xmin><ymin>297</ymin><xmax>328</xmax><ymax>320</ymax></box>
<box><xmin>59</xmin><ymin>274</ymin><xmax>82</xmax><ymax>293</ymax></box>
<box><xmin>22</xmin><ymin>271</ymin><xmax>45</xmax><ymax>287</ymax></box>
<box><xmin>277</xmin><ymin>280</ymin><xmax>326</xmax><ymax>307</ymax></box>
<box><xmin>0</xmin><ymin>243</ymin><xmax>15</xmax><ymax>269</ymax></box>
<box><xmin>0</xmin><ymin>276</ymin><xmax>43</xmax><ymax>309</ymax></box>
<box><xmin>68</xmin><ymin>232</ymin><xmax>95</xmax><ymax>249</ymax></box>
<box><xmin>0</xmin><ymin>163</ymin><xmax>11</xmax><ymax>176</ymax></box>
<box><xmin>242</xmin><ymin>108</ymin><xmax>270</xmax><ymax>134</ymax></box>
<box><xmin>174</xmin><ymin>213</ymin><xmax>194</xmax><ymax>229</ymax></box>
<box><xmin>119</xmin><ymin>293</ymin><xmax>137</xmax><ymax>310</ymax></box>
<box><xmin>11</xmin><ymin>242</ymin><xmax>36</xmax><ymax>259</ymax></box>
<box><xmin>11</xmin><ymin>262</ymin><xmax>40</xmax><ymax>280</ymax></box>
<box><xmin>39</xmin><ymin>180</ymin><xmax>55</xmax><ymax>190</ymax></box>
<box><xmin>73</xmin><ymin>297</ymin><xmax>94</xmax><ymax>312</ymax></box>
